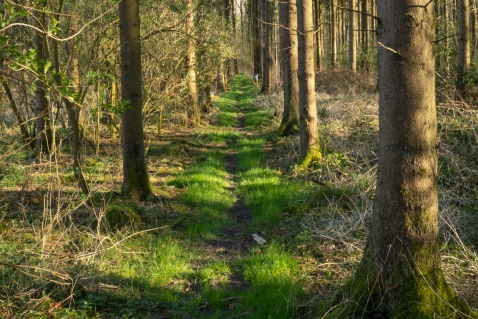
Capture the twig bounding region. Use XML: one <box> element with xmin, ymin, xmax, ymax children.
<box><xmin>76</xmin><ymin>226</ymin><xmax>168</xmax><ymax>259</ymax></box>
<box><xmin>335</xmin><ymin>5</ymin><xmax>379</xmax><ymax>20</ymax></box>
<box><xmin>432</xmin><ymin>33</ymin><xmax>459</xmax><ymax>43</ymax></box>
<box><xmin>377</xmin><ymin>42</ymin><xmax>402</xmax><ymax>56</ymax></box>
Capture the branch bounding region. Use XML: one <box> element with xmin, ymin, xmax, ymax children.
<box><xmin>377</xmin><ymin>42</ymin><xmax>402</xmax><ymax>56</ymax></box>
<box><xmin>432</xmin><ymin>33</ymin><xmax>459</xmax><ymax>43</ymax></box>
<box><xmin>335</xmin><ymin>5</ymin><xmax>380</xmax><ymax>21</ymax></box>
<box><xmin>0</xmin><ymin>2</ymin><xmax>117</xmax><ymax>42</ymax></box>
<box><xmin>256</xmin><ymin>17</ymin><xmax>328</xmax><ymax>36</ymax></box>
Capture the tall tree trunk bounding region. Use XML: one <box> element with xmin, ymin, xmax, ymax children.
<box><xmin>261</xmin><ymin>0</ymin><xmax>272</xmax><ymax>93</ymax></box>
<box><xmin>119</xmin><ymin>0</ymin><xmax>153</xmax><ymax>200</ymax></box>
<box><xmin>52</xmin><ymin>36</ymin><xmax>90</xmax><ymax>195</ymax></box>
<box><xmin>330</xmin><ymin>0</ymin><xmax>337</xmax><ymax>67</ymax></box>
<box><xmin>361</xmin><ymin>0</ymin><xmax>368</xmax><ymax>50</ymax></box>
<box><xmin>348</xmin><ymin>0</ymin><xmax>356</xmax><ymax>71</ymax></box>
<box><xmin>231</xmin><ymin>0</ymin><xmax>240</xmax><ymax>74</ymax></box>
<box><xmin>319</xmin><ymin>0</ymin><xmax>472</xmax><ymax>316</ymax></box>
<box><xmin>253</xmin><ymin>0</ymin><xmax>262</xmax><ymax>77</ymax></box>
<box><xmin>279</xmin><ymin>0</ymin><xmax>300</xmax><ymax>136</ymax></box>
<box><xmin>216</xmin><ymin>0</ymin><xmax>226</xmax><ymax>92</ymax></box>
<box><xmin>186</xmin><ymin>0</ymin><xmax>200</xmax><ymax>125</ymax></box>
<box><xmin>314</xmin><ymin>0</ymin><xmax>323</xmax><ymax>70</ymax></box>
<box><xmin>0</xmin><ymin>76</ymin><xmax>31</xmax><ymax>146</ymax></box>
<box><xmin>298</xmin><ymin>0</ymin><xmax>321</xmax><ymax>167</ymax></box>
<box><xmin>34</xmin><ymin>7</ymin><xmax>53</xmax><ymax>157</ymax></box>
<box><xmin>457</xmin><ymin>0</ymin><xmax>471</xmax><ymax>96</ymax></box>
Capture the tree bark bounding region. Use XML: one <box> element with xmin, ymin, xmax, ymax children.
<box><xmin>348</xmin><ymin>0</ymin><xmax>356</xmax><ymax>71</ymax></box>
<box><xmin>186</xmin><ymin>0</ymin><xmax>200</xmax><ymax>125</ymax></box>
<box><xmin>457</xmin><ymin>0</ymin><xmax>471</xmax><ymax>96</ymax></box>
<box><xmin>34</xmin><ymin>8</ymin><xmax>53</xmax><ymax>157</ymax></box>
<box><xmin>253</xmin><ymin>0</ymin><xmax>262</xmax><ymax>77</ymax></box>
<box><xmin>279</xmin><ymin>0</ymin><xmax>300</xmax><ymax>136</ymax></box>
<box><xmin>1</xmin><ymin>77</ymin><xmax>32</xmax><ymax>146</ymax></box>
<box><xmin>297</xmin><ymin>0</ymin><xmax>321</xmax><ymax>167</ymax></box>
<box><xmin>320</xmin><ymin>0</ymin><xmax>472</xmax><ymax>316</ymax></box>
<box><xmin>52</xmin><ymin>35</ymin><xmax>90</xmax><ymax>195</ymax></box>
<box><xmin>216</xmin><ymin>0</ymin><xmax>226</xmax><ymax>92</ymax></box>
<box><xmin>314</xmin><ymin>0</ymin><xmax>323</xmax><ymax>70</ymax></box>
<box><xmin>119</xmin><ymin>0</ymin><xmax>153</xmax><ymax>200</ymax></box>
<box><xmin>261</xmin><ymin>0</ymin><xmax>273</xmax><ymax>93</ymax></box>
<box><xmin>330</xmin><ymin>0</ymin><xmax>337</xmax><ymax>67</ymax></box>
<box><xmin>361</xmin><ymin>0</ymin><xmax>368</xmax><ymax>50</ymax></box>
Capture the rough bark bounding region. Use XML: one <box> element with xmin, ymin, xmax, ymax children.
<box><xmin>253</xmin><ymin>0</ymin><xmax>262</xmax><ymax>77</ymax></box>
<box><xmin>314</xmin><ymin>0</ymin><xmax>323</xmax><ymax>70</ymax></box>
<box><xmin>119</xmin><ymin>0</ymin><xmax>153</xmax><ymax>200</ymax></box>
<box><xmin>52</xmin><ymin>36</ymin><xmax>89</xmax><ymax>195</ymax></box>
<box><xmin>279</xmin><ymin>0</ymin><xmax>300</xmax><ymax>136</ymax></box>
<box><xmin>34</xmin><ymin>8</ymin><xmax>53</xmax><ymax>157</ymax></box>
<box><xmin>1</xmin><ymin>77</ymin><xmax>32</xmax><ymax>146</ymax></box>
<box><xmin>186</xmin><ymin>0</ymin><xmax>200</xmax><ymax>125</ymax></box>
<box><xmin>361</xmin><ymin>0</ymin><xmax>368</xmax><ymax>50</ymax></box>
<box><xmin>216</xmin><ymin>0</ymin><xmax>226</xmax><ymax>92</ymax></box>
<box><xmin>330</xmin><ymin>0</ymin><xmax>337</xmax><ymax>67</ymax></box>
<box><xmin>348</xmin><ymin>0</ymin><xmax>356</xmax><ymax>71</ymax></box>
<box><xmin>320</xmin><ymin>0</ymin><xmax>472</xmax><ymax>317</ymax></box>
<box><xmin>457</xmin><ymin>0</ymin><xmax>471</xmax><ymax>96</ymax></box>
<box><xmin>260</xmin><ymin>0</ymin><xmax>272</xmax><ymax>93</ymax></box>
<box><xmin>297</xmin><ymin>0</ymin><xmax>321</xmax><ymax>167</ymax></box>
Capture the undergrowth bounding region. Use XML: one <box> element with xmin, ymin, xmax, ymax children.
<box><xmin>0</xmin><ymin>73</ymin><xmax>477</xmax><ymax>319</ymax></box>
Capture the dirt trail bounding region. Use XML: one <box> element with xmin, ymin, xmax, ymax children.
<box><xmin>199</xmin><ymin>98</ymin><xmax>254</xmax><ymax>290</ymax></box>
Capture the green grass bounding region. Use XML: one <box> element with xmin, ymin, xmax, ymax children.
<box><xmin>169</xmin><ymin>150</ymin><xmax>235</xmax><ymax>237</ymax></box>
<box><xmin>0</xmin><ymin>74</ymin><xmax>314</xmax><ymax>319</ymax></box>
<box><xmin>244</xmin><ymin>110</ymin><xmax>274</xmax><ymax>129</ymax></box>
<box><xmin>242</xmin><ymin>244</ymin><xmax>304</xmax><ymax>318</ymax></box>
<box><xmin>234</xmin><ymin>138</ymin><xmax>316</xmax><ymax>229</ymax></box>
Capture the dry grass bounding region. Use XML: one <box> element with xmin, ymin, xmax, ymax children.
<box><xmin>263</xmin><ymin>69</ymin><xmax>478</xmax><ymax>312</ymax></box>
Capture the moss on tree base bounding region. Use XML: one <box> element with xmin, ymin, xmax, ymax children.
<box><xmin>318</xmin><ymin>247</ymin><xmax>475</xmax><ymax>319</ymax></box>
<box><xmin>122</xmin><ymin>166</ymin><xmax>153</xmax><ymax>201</ymax></box>
<box><xmin>105</xmin><ymin>200</ymin><xmax>142</xmax><ymax>228</ymax></box>
<box><xmin>299</xmin><ymin>145</ymin><xmax>322</xmax><ymax>170</ymax></box>
<box><xmin>277</xmin><ymin>121</ymin><xmax>299</xmax><ymax>137</ymax></box>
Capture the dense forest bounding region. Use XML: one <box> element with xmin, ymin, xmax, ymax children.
<box><xmin>0</xmin><ymin>0</ymin><xmax>477</xmax><ymax>318</ymax></box>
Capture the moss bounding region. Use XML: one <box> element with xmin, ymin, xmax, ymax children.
<box><xmin>317</xmin><ymin>246</ymin><xmax>475</xmax><ymax>319</ymax></box>
<box><xmin>105</xmin><ymin>201</ymin><xmax>142</xmax><ymax>228</ymax></box>
<box><xmin>122</xmin><ymin>165</ymin><xmax>153</xmax><ymax>201</ymax></box>
<box><xmin>299</xmin><ymin>145</ymin><xmax>322</xmax><ymax>170</ymax></box>
<box><xmin>277</xmin><ymin>121</ymin><xmax>299</xmax><ymax>137</ymax></box>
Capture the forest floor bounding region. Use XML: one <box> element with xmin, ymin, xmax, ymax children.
<box><xmin>1</xmin><ymin>74</ymin><xmax>478</xmax><ymax>318</ymax></box>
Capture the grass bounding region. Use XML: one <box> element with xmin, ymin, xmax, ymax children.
<box><xmin>0</xmin><ymin>73</ymin><xmax>477</xmax><ymax>318</ymax></box>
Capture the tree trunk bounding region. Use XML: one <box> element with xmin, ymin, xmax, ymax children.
<box><xmin>253</xmin><ymin>0</ymin><xmax>262</xmax><ymax>77</ymax></box>
<box><xmin>52</xmin><ymin>35</ymin><xmax>90</xmax><ymax>195</ymax></box>
<box><xmin>34</xmin><ymin>8</ymin><xmax>53</xmax><ymax>157</ymax></box>
<box><xmin>330</xmin><ymin>0</ymin><xmax>337</xmax><ymax>67</ymax></box>
<box><xmin>119</xmin><ymin>0</ymin><xmax>153</xmax><ymax>200</ymax></box>
<box><xmin>0</xmin><ymin>77</ymin><xmax>32</xmax><ymax>146</ymax></box>
<box><xmin>297</xmin><ymin>0</ymin><xmax>321</xmax><ymax>167</ymax></box>
<box><xmin>457</xmin><ymin>0</ymin><xmax>471</xmax><ymax>96</ymax></box>
<box><xmin>314</xmin><ymin>0</ymin><xmax>323</xmax><ymax>70</ymax></box>
<box><xmin>186</xmin><ymin>0</ymin><xmax>200</xmax><ymax>125</ymax></box>
<box><xmin>216</xmin><ymin>0</ymin><xmax>226</xmax><ymax>92</ymax></box>
<box><xmin>279</xmin><ymin>0</ymin><xmax>300</xmax><ymax>135</ymax></box>
<box><xmin>361</xmin><ymin>0</ymin><xmax>368</xmax><ymax>50</ymax></box>
<box><xmin>348</xmin><ymin>0</ymin><xmax>356</xmax><ymax>71</ymax></box>
<box><xmin>320</xmin><ymin>0</ymin><xmax>472</xmax><ymax>316</ymax></box>
<box><xmin>261</xmin><ymin>0</ymin><xmax>272</xmax><ymax>93</ymax></box>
